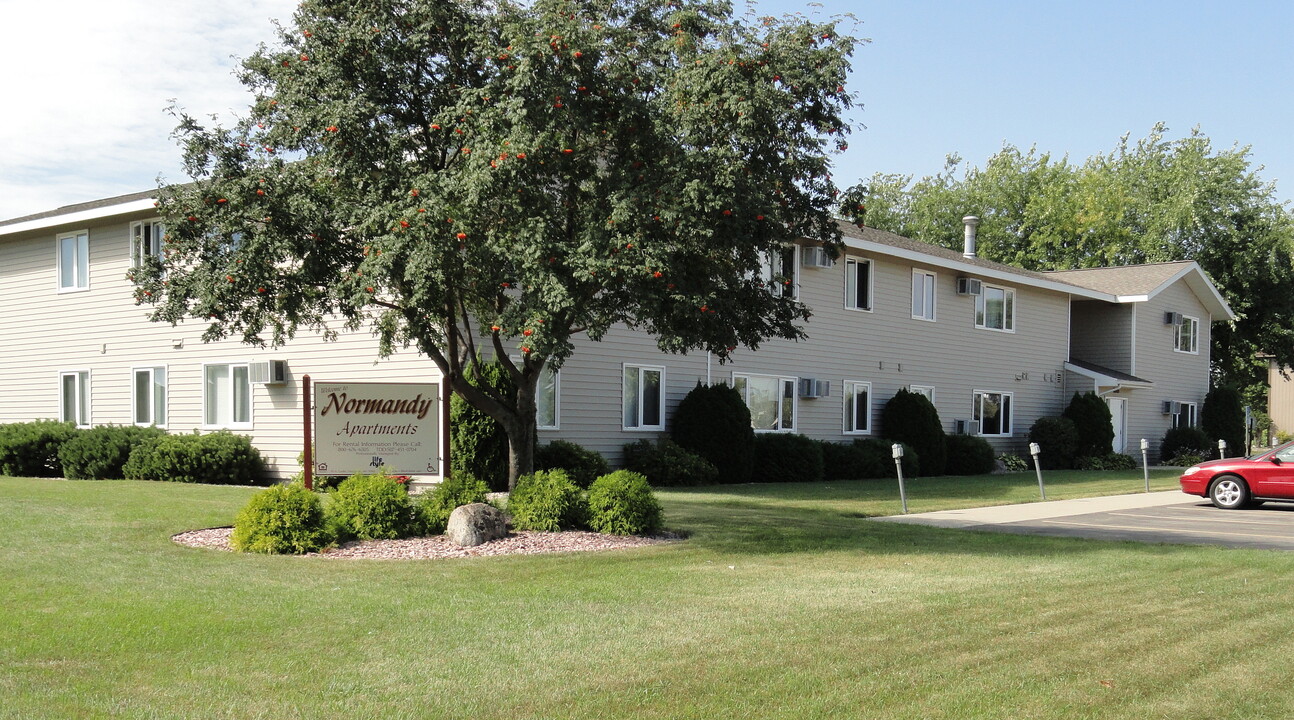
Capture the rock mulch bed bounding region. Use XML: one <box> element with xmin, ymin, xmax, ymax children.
<box><xmin>172</xmin><ymin>526</ymin><xmax>680</xmax><ymax>559</ymax></box>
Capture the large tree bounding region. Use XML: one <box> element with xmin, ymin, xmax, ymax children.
<box><xmin>852</xmin><ymin>125</ymin><xmax>1294</xmax><ymax>398</ymax></box>
<box><xmin>132</xmin><ymin>0</ymin><xmax>858</xmax><ymax>488</ymax></box>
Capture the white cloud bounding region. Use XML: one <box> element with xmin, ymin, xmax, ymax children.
<box><xmin>0</xmin><ymin>0</ymin><xmax>298</xmax><ymax>220</ymax></box>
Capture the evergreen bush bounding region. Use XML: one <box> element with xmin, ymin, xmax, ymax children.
<box><xmin>0</xmin><ymin>420</ymin><xmax>79</xmax><ymax>478</ymax></box>
<box><xmin>1075</xmin><ymin>453</ymin><xmax>1139</xmax><ymax>471</ymax></box>
<box><xmin>1028</xmin><ymin>417</ymin><xmax>1079</xmax><ymax>470</ymax></box>
<box><xmin>450</xmin><ymin>360</ymin><xmax>515</xmax><ymax>491</ymax></box>
<box><xmin>122</xmin><ymin>430</ymin><xmax>264</xmax><ymax>484</ymax></box>
<box><xmin>1201</xmin><ymin>386</ymin><xmax>1245</xmax><ymax>458</ymax></box>
<box><xmin>419</xmin><ymin>473</ymin><xmax>491</xmax><ymax>535</ymax></box>
<box><xmin>853</xmin><ymin>437</ymin><xmax>920</xmax><ymax>478</ymax></box>
<box><xmin>507</xmin><ymin>469</ymin><xmax>586</xmax><ymax>531</ymax></box>
<box><xmin>879</xmin><ymin>389</ymin><xmax>946</xmax><ymax>476</ymax></box>
<box><xmin>751</xmin><ymin>433</ymin><xmax>824</xmax><ymax>483</ymax></box>
<box><xmin>821</xmin><ymin>440</ymin><xmax>887</xmax><ymax>480</ymax></box>
<box><xmin>534</xmin><ymin>440</ymin><xmax>609</xmax><ymax>489</ymax></box>
<box><xmin>1062</xmin><ymin>392</ymin><xmax>1115</xmax><ymax>459</ymax></box>
<box><xmin>59</xmin><ymin>425</ymin><xmax>167</xmax><ymax>480</ymax></box>
<box><xmin>326</xmin><ymin>471</ymin><xmax>422</xmax><ymax>540</ymax></box>
<box><xmin>585</xmin><ymin>470</ymin><xmax>663</xmax><ymax>535</ymax></box>
<box><xmin>622</xmin><ymin>438</ymin><xmax>719</xmax><ymax>487</ymax></box>
<box><xmin>944</xmin><ymin>435</ymin><xmax>996</xmax><ymax>475</ymax></box>
<box><xmin>998</xmin><ymin>453</ymin><xmax>1028</xmax><ymax>472</ymax></box>
<box><xmin>671</xmin><ymin>382</ymin><xmax>754</xmax><ymax>484</ymax></box>
<box><xmin>231</xmin><ymin>484</ymin><xmax>333</xmax><ymax>554</ymax></box>
<box><xmin>1160</xmin><ymin>426</ymin><xmax>1211</xmax><ymax>461</ymax></box>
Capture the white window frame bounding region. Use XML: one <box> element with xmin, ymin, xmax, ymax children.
<box><xmin>843</xmin><ymin>380</ymin><xmax>872</xmax><ymax>434</ymax></box>
<box><xmin>844</xmin><ymin>257</ymin><xmax>874</xmax><ymax>312</ymax></box>
<box><xmin>733</xmin><ymin>372</ymin><xmax>798</xmax><ymax>433</ymax></box>
<box><xmin>973</xmin><ymin>390</ymin><xmax>1013</xmax><ymax>437</ymax></box>
<box><xmin>536</xmin><ymin>366</ymin><xmax>560</xmax><ymax>430</ymax></box>
<box><xmin>1173</xmin><ymin>401</ymin><xmax>1199</xmax><ymax>429</ymax></box>
<box><xmin>130</xmin><ymin>220</ymin><xmax>165</xmax><ymax>268</ymax></box>
<box><xmin>132</xmin><ymin>365</ymin><xmax>168</xmax><ymax>428</ymax></box>
<box><xmin>56</xmin><ymin>230</ymin><xmax>90</xmax><ymax>292</ymax></box>
<box><xmin>911</xmin><ymin>269</ymin><xmax>936</xmax><ymax>321</ymax></box>
<box><xmin>1175</xmin><ymin>315</ymin><xmax>1200</xmax><ymax>354</ymax></box>
<box><xmin>202</xmin><ymin>362</ymin><xmax>253</xmax><ymax>429</ymax></box>
<box><xmin>757</xmin><ymin>246</ymin><xmax>799</xmax><ymax>300</ymax></box>
<box><xmin>622</xmin><ymin>364</ymin><xmax>665</xmax><ymax>431</ymax></box>
<box><xmin>909</xmin><ymin>385</ymin><xmax>935</xmax><ymax>404</ymax></box>
<box><xmin>975</xmin><ymin>283</ymin><xmax>1016</xmax><ymax>332</ymax></box>
<box><xmin>59</xmin><ymin>370</ymin><xmax>91</xmax><ymax>428</ymax></box>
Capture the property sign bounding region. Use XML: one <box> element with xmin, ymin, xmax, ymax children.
<box><xmin>313</xmin><ymin>382</ymin><xmax>440</xmax><ymax>475</ymax></box>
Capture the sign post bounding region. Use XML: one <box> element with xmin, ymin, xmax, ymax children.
<box><xmin>303</xmin><ymin>374</ymin><xmax>313</xmax><ymax>490</ymax></box>
<box><xmin>312</xmin><ymin>381</ymin><xmax>441</xmax><ymax>478</ymax></box>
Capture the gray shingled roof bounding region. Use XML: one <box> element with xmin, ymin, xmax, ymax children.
<box><xmin>1043</xmin><ymin>262</ymin><xmax>1195</xmax><ymax>296</ymax></box>
<box><xmin>0</xmin><ymin>188</ymin><xmax>158</xmax><ymax>228</ymax></box>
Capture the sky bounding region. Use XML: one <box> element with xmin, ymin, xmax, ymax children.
<box><xmin>1</xmin><ymin>0</ymin><xmax>1291</xmax><ymax>221</ymax></box>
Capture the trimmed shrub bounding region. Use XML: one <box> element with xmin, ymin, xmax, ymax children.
<box><xmin>534</xmin><ymin>440</ymin><xmax>610</xmax><ymax>489</ymax></box>
<box><xmin>622</xmin><ymin>438</ymin><xmax>718</xmax><ymax>487</ymax></box>
<box><xmin>231</xmin><ymin>484</ymin><xmax>332</xmax><ymax>554</ymax></box>
<box><xmin>508</xmin><ymin>469</ymin><xmax>586</xmax><ymax>531</ymax></box>
<box><xmin>1165</xmin><ymin>452</ymin><xmax>1204</xmax><ymax>467</ymax></box>
<box><xmin>879</xmin><ymin>389</ymin><xmax>946</xmax><ymax>476</ymax></box>
<box><xmin>1075</xmin><ymin>453</ymin><xmax>1139</xmax><ymax>471</ymax></box>
<box><xmin>822</xmin><ymin>440</ymin><xmax>887</xmax><ymax>480</ymax></box>
<box><xmin>944</xmin><ymin>435</ymin><xmax>996</xmax><ymax>475</ymax></box>
<box><xmin>327</xmin><ymin>471</ymin><xmax>422</xmax><ymax>540</ymax></box>
<box><xmin>419</xmin><ymin>473</ymin><xmax>491</xmax><ymax>535</ymax></box>
<box><xmin>852</xmin><ymin>437</ymin><xmax>919</xmax><ymax>478</ymax></box>
<box><xmin>1201</xmin><ymin>386</ymin><xmax>1245</xmax><ymax>458</ymax></box>
<box><xmin>671</xmin><ymin>382</ymin><xmax>754</xmax><ymax>484</ymax></box>
<box><xmin>0</xmin><ymin>420</ymin><xmax>79</xmax><ymax>477</ymax></box>
<box><xmin>751</xmin><ymin>433</ymin><xmax>824</xmax><ymax>483</ymax></box>
<box><xmin>122</xmin><ymin>430</ymin><xmax>264</xmax><ymax>484</ymax></box>
<box><xmin>1063</xmin><ymin>392</ymin><xmax>1115</xmax><ymax>459</ymax></box>
<box><xmin>450</xmin><ymin>361</ymin><xmax>515</xmax><ymax>491</ymax></box>
<box><xmin>586</xmin><ymin>470</ymin><xmax>664</xmax><ymax>535</ymax></box>
<box><xmin>1160</xmin><ymin>426</ymin><xmax>1211</xmax><ymax>461</ymax></box>
<box><xmin>1028</xmin><ymin>417</ymin><xmax>1079</xmax><ymax>470</ymax></box>
<box><xmin>999</xmin><ymin>453</ymin><xmax>1028</xmax><ymax>472</ymax></box>
<box><xmin>59</xmin><ymin>425</ymin><xmax>167</xmax><ymax>480</ymax></box>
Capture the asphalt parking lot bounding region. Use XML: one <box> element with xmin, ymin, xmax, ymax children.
<box><xmin>875</xmin><ymin>491</ymin><xmax>1294</xmax><ymax>550</ymax></box>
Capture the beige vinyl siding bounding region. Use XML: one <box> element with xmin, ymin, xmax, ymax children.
<box><xmin>1269</xmin><ymin>360</ymin><xmax>1294</xmax><ymax>440</ymax></box>
<box><xmin>1069</xmin><ymin>300</ymin><xmax>1133</xmax><ymax>374</ymax></box>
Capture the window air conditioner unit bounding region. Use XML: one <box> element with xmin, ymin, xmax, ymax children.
<box><xmin>1164</xmin><ymin>311</ymin><xmax>1183</xmax><ymax>325</ymax></box>
<box><xmin>249</xmin><ymin>360</ymin><xmax>288</xmax><ymax>385</ymax></box>
<box><xmin>956</xmin><ymin>277</ymin><xmax>983</xmax><ymax>296</ymax></box>
<box><xmin>798</xmin><ymin>378</ymin><xmax>830</xmax><ymax>399</ymax></box>
<box><xmin>954</xmin><ymin>419</ymin><xmax>980</xmax><ymax>435</ymax></box>
<box><xmin>1162</xmin><ymin>400</ymin><xmax>1181</xmax><ymax>415</ymax></box>
<box><xmin>801</xmin><ymin>246</ymin><xmax>834</xmax><ymax>269</ymax></box>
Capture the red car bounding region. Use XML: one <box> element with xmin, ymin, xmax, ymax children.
<box><xmin>1180</xmin><ymin>441</ymin><xmax>1294</xmax><ymax>509</ymax></box>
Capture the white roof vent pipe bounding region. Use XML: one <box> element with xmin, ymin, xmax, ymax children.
<box><xmin>962</xmin><ymin>215</ymin><xmax>980</xmax><ymax>259</ymax></box>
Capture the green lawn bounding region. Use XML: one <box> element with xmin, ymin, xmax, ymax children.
<box><xmin>3</xmin><ymin>470</ymin><xmax>1292</xmax><ymax>719</ymax></box>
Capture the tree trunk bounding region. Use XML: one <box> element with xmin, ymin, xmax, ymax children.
<box><xmin>502</xmin><ymin>373</ymin><xmax>540</xmax><ymax>492</ymax></box>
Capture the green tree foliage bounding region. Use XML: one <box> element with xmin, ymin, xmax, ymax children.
<box><xmin>671</xmin><ymin>382</ymin><xmax>754</xmax><ymax>483</ymax></box>
<box><xmin>450</xmin><ymin>361</ymin><xmax>515</xmax><ymax>491</ymax></box>
<box><xmin>1201</xmin><ymin>386</ymin><xmax>1245</xmax><ymax>458</ymax></box>
<box><xmin>854</xmin><ymin>125</ymin><xmax>1294</xmax><ymax>395</ymax></box>
<box><xmin>1062</xmin><ymin>392</ymin><xmax>1115</xmax><ymax>459</ymax></box>
<box><xmin>134</xmin><ymin>0</ymin><xmax>859</xmax><ymax>490</ymax></box>
<box><xmin>879</xmin><ymin>389</ymin><xmax>946</xmax><ymax>476</ymax></box>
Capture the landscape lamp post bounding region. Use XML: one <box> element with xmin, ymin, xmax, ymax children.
<box><xmin>1141</xmin><ymin>438</ymin><xmax>1150</xmax><ymax>493</ymax></box>
<box><xmin>1030</xmin><ymin>442</ymin><xmax>1046</xmax><ymax>500</ymax></box>
<box><xmin>1218</xmin><ymin>439</ymin><xmax>1227</xmax><ymax>460</ymax></box>
<box><xmin>892</xmin><ymin>443</ymin><xmax>908</xmax><ymax>514</ymax></box>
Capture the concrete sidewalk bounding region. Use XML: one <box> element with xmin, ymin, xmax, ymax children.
<box><xmin>872</xmin><ymin>490</ymin><xmax>1199</xmax><ymax>530</ymax></box>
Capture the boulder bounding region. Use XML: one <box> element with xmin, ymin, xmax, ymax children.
<box><xmin>446</xmin><ymin>503</ymin><xmax>508</xmax><ymax>547</ymax></box>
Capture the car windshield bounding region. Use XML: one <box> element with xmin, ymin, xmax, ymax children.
<box><xmin>1251</xmin><ymin>441</ymin><xmax>1294</xmax><ymax>461</ymax></box>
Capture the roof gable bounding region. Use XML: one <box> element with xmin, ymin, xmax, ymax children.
<box><xmin>1046</xmin><ymin>262</ymin><xmax>1235</xmax><ymax>320</ymax></box>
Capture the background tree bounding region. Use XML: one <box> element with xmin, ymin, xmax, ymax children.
<box><xmin>1200</xmin><ymin>386</ymin><xmax>1245</xmax><ymax>459</ymax></box>
<box><xmin>853</xmin><ymin>125</ymin><xmax>1294</xmax><ymax>400</ymax></box>
<box><xmin>132</xmin><ymin>0</ymin><xmax>858</xmax><ymax>489</ymax></box>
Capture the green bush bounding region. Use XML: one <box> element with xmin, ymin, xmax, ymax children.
<box><xmin>852</xmin><ymin>438</ymin><xmax>919</xmax><ymax>478</ymax></box>
<box><xmin>450</xmin><ymin>360</ymin><xmax>515</xmax><ymax>491</ymax></box>
<box><xmin>534</xmin><ymin>440</ymin><xmax>610</xmax><ymax>489</ymax></box>
<box><xmin>1201</xmin><ymin>386</ymin><xmax>1245</xmax><ymax>459</ymax></box>
<box><xmin>622</xmin><ymin>438</ymin><xmax>718</xmax><ymax>487</ymax></box>
<box><xmin>671</xmin><ymin>382</ymin><xmax>754</xmax><ymax>484</ymax></box>
<box><xmin>1062</xmin><ymin>392</ymin><xmax>1115</xmax><ymax>459</ymax></box>
<box><xmin>122</xmin><ymin>430</ymin><xmax>264</xmax><ymax>484</ymax></box>
<box><xmin>0</xmin><ymin>420</ymin><xmax>79</xmax><ymax>477</ymax></box>
<box><xmin>59</xmin><ymin>425</ymin><xmax>167</xmax><ymax>480</ymax></box>
<box><xmin>1075</xmin><ymin>453</ymin><xmax>1139</xmax><ymax>471</ymax></box>
<box><xmin>1028</xmin><ymin>417</ymin><xmax>1079</xmax><ymax>470</ymax></box>
<box><xmin>231</xmin><ymin>484</ymin><xmax>333</xmax><ymax>554</ymax></box>
<box><xmin>326</xmin><ymin>471</ymin><xmax>422</xmax><ymax>540</ymax></box>
<box><xmin>1160</xmin><ymin>426</ymin><xmax>1211</xmax><ymax>461</ymax></box>
<box><xmin>821</xmin><ymin>440</ymin><xmax>887</xmax><ymax>480</ymax></box>
<box><xmin>585</xmin><ymin>470</ymin><xmax>663</xmax><ymax>535</ymax></box>
<box><xmin>751</xmin><ymin>434</ymin><xmax>824</xmax><ymax>483</ymax></box>
<box><xmin>419</xmin><ymin>473</ymin><xmax>491</xmax><ymax>535</ymax></box>
<box><xmin>508</xmin><ymin>469</ymin><xmax>586</xmax><ymax>531</ymax></box>
<box><xmin>944</xmin><ymin>435</ymin><xmax>996</xmax><ymax>475</ymax></box>
<box><xmin>879</xmin><ymin>389</ymin><xmax>946</xmax><ymax>476</ymax></box>
<box><xmin>998</xmin><ymin>453</ymin><xmax>1028</xmax><ymax>472</ymax></box>
<box><xmin>1165</xmin><ymin>452</ymin><xmax>1204</xmax><ymax>467</ymax></box>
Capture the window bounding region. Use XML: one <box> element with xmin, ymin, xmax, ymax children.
<box><xmin>733</xmin><ymin>374</ymin><xmax>796</xmax><ymax>432</ymax></box>
<box><xmin>57</xmin><ymin>230</ymin><xmax>89</xmax><ymax>291</ymax></box>
<box><xmin>912</xmin><ymin>270</ymin><xmax>936</xmax><ymax>321</ymax></box>
<box><xmin>131</xmin><ymin>221</ymin><xmax>165</xmax><ymax>267</ymax></box>
<box><xmin>909</xmin><ymin>385</ymin><xmax>935</xmax><ymax>403</ymax></box>
<box><xmin>204</xmin><ymin>363</ymin><xmax>251</xmax><ymax>427</ymax></box>
<box><xmin>758</xmin><ymin>247</ymin><xmax>798</xmax><ymax>299</ymax></box>
<box><xmin>844</xmin><ymin>257</ymin><xmax>873</xmax><ymax>311</ymax></box>
<box><xmin>843</xmin><ymin>381</ymin><xmax>871</xmax><ymax>434</ymax></box>
<box><xmin>536</xmin><ymin>366</ymin><xmax>559</xmax><ymax>430</ymax></box>
<box><xmin>1175</xmin><ymin>316</ymin><xmax>1199</xmax><ymax>354</ymax></box>
<box><xmin>975</xmin><ymin>284</ymin><xmax>1015</xmax><ymax>331</ymax></box>
<box><xmin>133</xmin><ymin>367</ymin><xmax>167</xmax><ymax>427</ymax></box>
<box><xmin>974</xmin><ymin>390</ymin><xmax>1012</xmax><ymax>437</ymax></box>
<box><xmin>622</xmin><ymin>364</ymin><xmax>664</xmax><ymax>430</ymax></box>
<box><xmin>1173</xmin><ymin>402</ymin><xmax>1198</xmax><ymax>429</ymax></box>
<box><xmin>60</xmin><ymin>370</ymin><xmax>90</xmax><ymax>428</ymax></box>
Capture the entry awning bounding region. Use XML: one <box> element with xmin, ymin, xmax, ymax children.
<box><xmin>1065</xmin><ymin>359</ymin><xmax>1153</xmax><ymax>392</ymax></box>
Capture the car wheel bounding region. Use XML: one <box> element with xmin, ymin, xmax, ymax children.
<box><xmin>1209</xmin><ymin>475</ymin><xmax>1249</xmax><ymax>510</ymax></box>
